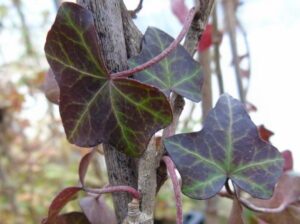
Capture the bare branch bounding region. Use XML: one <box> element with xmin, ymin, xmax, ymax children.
<box><xmin>212</xmin><ymin>7</ymin><xmax>224</xmax><ymax>94</ymax></box>
<box><xmin>222</xmin><ymin>0</ymin><xmax>245</xmax><ymax>102</ymax></box>
<box><xmin>128</xmin><ymin>0</ymin><xmax>144</xmax><ymax>18</ymax></box>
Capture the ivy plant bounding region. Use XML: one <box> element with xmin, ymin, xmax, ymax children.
<box><xmin>42</xmin><ymin>2</ymin><xmax>289</xmax><ymax>224</ymax></box>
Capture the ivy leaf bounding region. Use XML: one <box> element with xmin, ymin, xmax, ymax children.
<box><xmin>164</xmin><ymin>94</ymin><xmax>283</xmax><ymax>199</ymax></box>
<box><xmin>44</xmin><ymin>2</ymin><xmax>172</xmax><ymax>157</ymax></box>
<box><xmin>129</xmin><ymin>27</ymin><xmax>202</xmax><ymax>102</ymax></box>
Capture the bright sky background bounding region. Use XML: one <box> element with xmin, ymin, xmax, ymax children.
<box><xmin>1</xmin><ymin>0</ymin><xmax>299</xmax><ymax>171</ymax></box>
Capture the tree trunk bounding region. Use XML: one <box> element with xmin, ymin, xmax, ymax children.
<box><xmin>76</xmin><ymin>1</ymin><xmax>141</xmax><ymax>222</ymax></box>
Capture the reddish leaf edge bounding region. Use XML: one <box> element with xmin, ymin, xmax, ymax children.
<box><xmin>162</xmin><ymin>156</ymin><xmax>182</xmax><ymax>224</ymax></box>
<box><xmin>44</xmin><ymin>185</ymin><xmax>140</xmax><ymax>223</ymax></box>
<box><xmin>111</xmin><ymin>7</ymin><xmax>196</xmax><ymax>79</ymax></box>
<box><xmin>78</xmin><ymin>149</ymin><xmax>95</xmax><ymax>187</ymax></box>
<box><xmin>44</xmin><ymin>186</ymin><xmax>82</xmax><ymax>224</ymax></box>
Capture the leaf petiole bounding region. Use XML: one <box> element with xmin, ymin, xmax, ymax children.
<box><xmin>83</xmin><ymin>185</ymin><xmax>140</xmax><ymax>200</ymax></box>
<box><xmin>110</xmin><ymin>7</ymin><xmax>196</xmax><ymax>79</ymax></box>
<box><xmin>162</xmin><ymin>156</ymin><xmax>183</xmax><ymax>224</ymax></box>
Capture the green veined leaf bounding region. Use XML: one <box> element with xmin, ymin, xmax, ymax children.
<box><xmin>129</xmin><ymin>27</ymin><xmax>203</xmax><ymax>102</ymax></box>
<box><xmin>44</xmin><ymin>2</ymin><xmax>172</xmax><ymax>157</ymax></box>
<box><xmin>164</xmin><ymin>94</ymin><xmax>283</xmax><ymax>199</ymax></box>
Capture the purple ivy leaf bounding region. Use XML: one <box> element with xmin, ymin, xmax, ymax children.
<box><xmin>80</xmin><ymin>196</ymin><xmax>117</xmax><ymax>224</ymax></box>
<box><xmin>44</xmin><ymin>2</ymin><xmax>172</xmax><ymax>157</ymax></box>
<box><xmin>129</xmin><ymin>27</ymin><xmax>202</xmax><ymax>102</ymax></box>
<box><xmin>45</xmin><ymin>187</ymin><xmax>82</xmax><ymax>223</ymax></box>
<box><xmin>44</xmin><ymin>212</ymin><xmax>91</xmax><ymax>224</ymax></box>
<box><xmin>164</xmin><ymin>94</ymin><xmax>283</xmax><ymax>199</ymax></box>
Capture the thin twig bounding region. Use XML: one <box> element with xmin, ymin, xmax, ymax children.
<box><xmin>212</xmin><ymin>7</ymin><xmax>224</xmax><ymax>94</ymax></box>
<box><xmin>12</xmin><ymin>0</ymin><xmax>34</xmax><ymax>55</ymax></box>
<box><xmin>237</xmin><ymin>19</ymin><xmax>251</xmax><ymax>96</ymax></box>
<box><xmin>110</xmin><ymin>7</ymin><xmax>196</xmax><ymax>79</ymax></box>
<box><xmin>162</xmin><ymin>156</ymin><xmax>182</xmax><ymax>224</ymax></box>
<box><xmin>129</xmin><ymin>0</ymin><xmax>144</xmax><ymax>18</ymax></box>
<box><xmin>222</xmin><ymin>0</ymin><xmax>245</xmax><ymax>103</ymax></box>
<box><xmin>84</xmin><ymin>186</ymin><xmax>140</xmax><ymax>200</ymax></box>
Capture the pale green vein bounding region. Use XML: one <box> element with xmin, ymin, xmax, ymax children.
<box><xmin>46</xmin><ymin>53</ymin><xmax>103</xmax><ymax>80</ymax></box>
<box><xmin>130</xmin><ymin>60</ymin><xmax>169</xmax><ymax>89</ymax></box>
<box><xmin>63</xmin><ymin>9</ymin><xmax>105</xmax><ymax>74</ymax></box>
<box><xmin>69</xmin><ymin>81</ymin><xmax>108</xmax><ymax>140</ymax></box>
<box><xmin>173</xmin><ymin>69</ymin><xmax>200</xmax><ymax>87</ymax></box>
<box><xmin>183</xmin><ymin>174</ymin><xmax>225</xmax><ymax>193</ymax></box>
<box><xmin>225</xmin><ymin>95</ymin><xmax>233</xmax><ymax>171</ymax></box>
<box><xmin>153</xmin><ymin>29</ymin><xmax>172</xmax><ymax>87</ymax></box>
<box><xmin>232</xmin><ymin>175</ymin><xmax>269</xmax><ymax>194</ymax></box>
<box><xmin>109</xmin><ymin>85</ymin><xmax>137</xmax><ymax>155</ymax></box>
<box><xmin>232</xmin><ymin>158</ymin><xmax>283</xmax><ymax>174</ymax></box>
<box><xmin>111</xmin><ymin>82</ymin><xmax>168</xmax><ymax>124</ymax></box>
<box><xmin>168</xmin><ymin>141</ymin><xmax>225</xmax><ymax>173</ymax></box>
<box><xmin>50</xmin><ymin>39</ymin><xmax>73</xmax><ymax>66</ymax></box>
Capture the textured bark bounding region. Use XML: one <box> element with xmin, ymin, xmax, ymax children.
<box><xmin>120</xmin><ymin>1</ymin><xmax>143</xmax><ymax>58</ymax></box>
<box><xmin>77</xmin><ymin>0</ymin><xmax>128</xmax><ymax>72</ymax></box>
<box><xmin>76</xmin><ymin>1</ymin><xmax>138</xmax><ymax>222</ymax></box>
<box><xmin>200</xmin><ymin>50</ymin><xmax>212</xmax><ymax>120</ymax></box>
<box><xmin>137</xmin><ymin>138</ymin><xmax>157</xmax><ymax>223</ymax></box>
<box><xmin>184</xmin><ymin>0</ymin><xmax>215</xmax><ymax>54</ymax></box>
